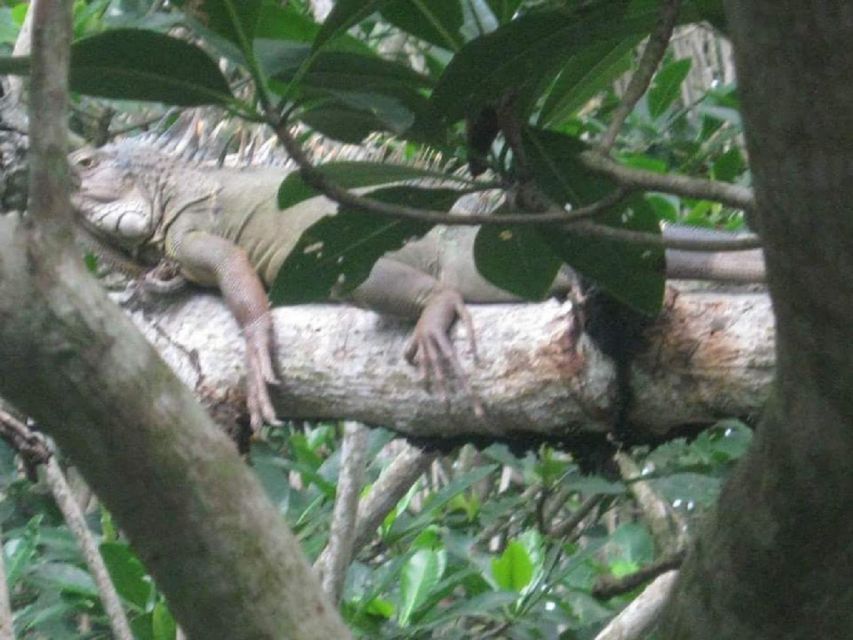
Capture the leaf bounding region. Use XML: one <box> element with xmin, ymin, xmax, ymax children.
<box><xmin>485</xmin><ymin>0</ymin><xmax>523</xmax><ymax>24</ymax></box>
<box><xmin>152</xmin><ymin>600</ymin><xmax>177</xmax><ymax>640</ymax></box>
<box><xmin>278</xmin><ymin>161</ymin><xmax>463</xmax><ymax>210</ymax></box>
<box><xmin>522</xmin><ymin>128</ymin><xmax>665</xmax><ymax>314</ymax></box>
<box><xmin>100</xmin><ymin>542</ymin><xmax>152</xmax><ymax>610</ymax></box>
<box><xmin>491</xmin><ymin>540</ymin><xmax>533</xmax><ymax>592</ymax></box>
<box><xmin>69</xmin><ymin>29</ymin><xmax>233</xmax><ymax>105</ymax></box>
<box><xmin>4</xmin><ymin>516</ymin><xmax>41</xmax><ymax>587</ymax></box>
<box><xmin>380</xmin><ymin>0</ymin><xmax>464</xmax><ymax>51</ymax></box>
<box><xmin>399</xmin><ymin>549</ymin><xmax>443</xmax><ymax>626</ymax></box>
<box><xmin>188</xmin><ymin>0</ymin><xmax>262</xmax><ymax>52</ymax></box>
<box><xmin>432</xmin><ymin>0</ymin><xmax>708</xmax><ymax>123</ymax></box>
<box><xmin>314</xmin><ymin>0</ymin><xmax>385</xmax><ymax>50</ymax></box>
<box><xmin>539</xmin><ymin>36</ymin><xmax>638</xmax><ymax>127</ymax></box>
<box><xmin>270</xmin><ymin>187</ymin><xmax>464</xmax><ymax>305</ymax></box>
<box><xmin>711</xmin><ymin>147</ymin><xmax>746</xmax><ymax>183</ymax></box>
<box><xmin>473</xmin><ymin>224</ymin><xmax>562</xmax><ymax>300</ymax></box>
<box><xmin>648</xmin><ymin>57</ymin><xmax>692</xmax><ymax>118</ymax></box>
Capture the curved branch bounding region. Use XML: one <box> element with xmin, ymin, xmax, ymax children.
<box><xmin>581</xmin><ymin>151</ymin><xmax>756</xmax><ymax>212</ymax></box>
<box><xmin>598</xmin><ymin>0</ymin><xmax>683</xmax><ymax>153</ymax></box>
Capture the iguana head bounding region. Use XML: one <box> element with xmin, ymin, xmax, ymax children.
<box><xmin>70</xmin><ymin>145</ymin><xmax>160</xmax><ymax>252</ymax></box>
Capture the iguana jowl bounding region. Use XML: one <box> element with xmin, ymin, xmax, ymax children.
<box><xmin>69</xmin><ymin>141</ymin><xmax>766</xmax><ymax>430</ymax></box>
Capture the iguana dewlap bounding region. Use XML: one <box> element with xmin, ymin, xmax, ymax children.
<box><xmin>69</xmin><ymin>141</ymin><xmax>765</xmax><ymax>430</ymax></box>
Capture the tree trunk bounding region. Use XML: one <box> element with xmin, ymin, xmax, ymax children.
<box><xmin>660</xmin><ymin>3</ymin><xmax>853</xmax><ymax>637</ymax></box>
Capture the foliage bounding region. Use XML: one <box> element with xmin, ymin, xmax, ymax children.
<box><xmin>0</xmin><ymin>0</ymin><xmax>759</xmax><ymax>637</ymax></box>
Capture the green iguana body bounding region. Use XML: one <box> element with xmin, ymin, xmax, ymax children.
<box><xmin>70</xmin><ymin>141</ymin><xmax>765</xmax><ymax>429</ymax></box>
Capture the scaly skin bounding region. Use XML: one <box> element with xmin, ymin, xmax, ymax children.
<box><xmin>69</xmin><ymin>141</ymin><xmax>766</xmax><ymax>430</ymax></box>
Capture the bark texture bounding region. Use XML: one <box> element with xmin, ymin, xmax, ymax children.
<box><xmin>0</xmin><ymin>1</ymin><xmax>350</xmax><ymax>637</ymax></box>
<box><xmin>123</xmin><ymin>283</ymin><xmax>773</xmax><ymax>439</ymax></box>
<box><xmin>660</xmin><ymin>3</ymin><xmax>853</xmax><ymax>637</ymax></box>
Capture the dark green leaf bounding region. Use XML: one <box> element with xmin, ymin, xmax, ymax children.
<box><xmin>270</xmin><ymin>187</ymin><xmax>464</xmax><ymax>304</ymax></box>
<box><xmin>100</xmin><ymin>542</ymin><xmax>152</xmax><ymax>609</ymax></box>
<box><xmin>711</xmin><ymin>147</ymin><xmax>746</xmax><ymax>183</ymax></box>
<box><xmin>522</xmin><ymin>128</ymin><xmax>665</xmax><ymax>314</ymax></box>
<box><xmin>539</xmin><ymin>37</ymin><xmax>638</xmax><ymax>127</ymax></box>
<box><xmin>152</xmin><ymin>600</ymin><xmax>177</xmax><ymax>640</ymax></box>
<box><xmin>648</xmin><ymin>58</ymin><xmax>692</xmax><ymax>118</ymax></box>
<box><xmin>69</xmin><ymin>29</ymin><xmax>233</xmax><ymax>105</ymax></box>
<box><xmin>473</xmin><ymin>224</ymin><xmax>562</xmax><ymax>300</ymax></box>
<box><xmin>264</xmin><ymin>48</ymin><xmax>433</xmax><ymax>92</ymax></box>
<box><xmin>432</xmin><ymin>0</ymin><xmax>708</xmax><ymax>123</ymax></box>
<box><xmin>189</xmin><ymin>0</ymin><xmax>262</xmax><ymax>51</ymax></box>
<box><xmin>0</xmin><ymin>55</ymin><xmax>28</xmax><ymax>75</ymax></box>
<box><xmin>381</xmin><ymin>0</ymin><xmax>464</xmax><ymax>50</ymax></box>
<box><xmin>29</xmin><ymin>562</ymin><xmax>97</xmax><ymax>598</ymax></box>
<box><xmin>300</xmin><ymin>101</ymin><xmax>401</xmax><ymax>143</ymax></box>
<box><xmin>314</xmin><ymin>0</ymin><xmax>385</xmax><ymax>50</ymax></box>
<box><xmin>485</xmin><ymin>0</ymin><xmax>523</xmax><ymax>24</ymax></box>
<box><xmin>399</xmin><ymin>549</ymin><xmax>443</xmax><ymax>626</ymax></box>
<box><xmin>491</xmin><ymin>540</ymin><xmax>533</xmax><ymax>591</ymax></box>
<box><xmin>278</xmin><ymin>161</ymin><xmax>462</xmax><ymax>209</ymax></box>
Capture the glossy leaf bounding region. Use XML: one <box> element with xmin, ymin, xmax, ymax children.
<box><xmin>399</xmin><ymin>549</ymin><xmax>443</xmax><ymax>626</ymax></box>
<box><xmin>473</xmin><ymin>224</ymin><xmax>562</xmax><ymax>300</ymax></box>
<box><xmin>270</xmin><ymin>187</ymin><xmax>465</xmax><ymax>304</ymax></box>
<box><xmin>381</xmin><ymin>0</ymin><xmax>464</xmax><ymax>51</ymax></box>
<box><xmin>522</xmin><ymin>128</ymin><xmax>665</xmax><ymax>314</ymax></box>
<box><xmin>100</xmin><ymin>542</ymin><xmax>152</xmax><ymax>609</ymax></box>
<box><xmin>539</xmin><ymin>37</ymin><xmax>638</xmax><ymax>127</ymax></box>
<box><xmin>278</xmin><ymin>161</ymin><xmax>463</xmax><ymax>209</ymax></box>
<box><xmin>187</xmin><ymin>0</ymin><xmax>262</xmax><ymax>52</ymax></box>
<box><xmin>485</xmin><ymin>0</ymin><xmax>523</xmax><ymax>24</ymax></box>
<box><xmin>69</xmin><ymin>29</ymin><xmax>233</xmax><ymax>105</ymax></box>
<box><xmin>432</xmin><ymin>0</ymin><xmax>707</xmax><ymax>123</ymax></box>
<box><xmin>648</xmin><ymin>58</ymin><xmax>692</xmax><ymax>119</ymax></box>
<box><xmin>491</xmin><ymin>540</ymin><xmax>533</xmax><ymax>592</ymax></box>
<box><xmin>314</xmin><ymin>0</ymin><xmax>385</xmax><ymax>50</ymax></box>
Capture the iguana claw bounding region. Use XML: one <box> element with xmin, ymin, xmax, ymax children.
<box><xmin>244</xmin><ymin>313</ymin><xmax>282</xmax><ymax>431</ymax></box>
<box><xmin>404</xmin><ymin>290</ymin><xmax>484</xmax><ymax>417</ymax></box>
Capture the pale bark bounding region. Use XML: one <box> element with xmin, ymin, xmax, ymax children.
<box><xmin>660</xmin><ymin>3</ymin><xmax>853</xmax><ymax>638</ymax></box>
<box><xmin>316</xmin><ymin>421</ymin><xmax>368</xmax><ymax>603</ymax></box>
<box><xmin>124</xmin><ymin>282</ymin><xmax>773</xmax><ymax>439</ymax></box>
<box><xmin>594</xmin><ymin>570</ymin><xmax>678</xmax><ymax>640</ymax></box>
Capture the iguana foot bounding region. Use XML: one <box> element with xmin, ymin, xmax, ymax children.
<box><xmin>404</xmin><ymin>290</ymin><xmax>484</xmax><ymax>417</ymax></box>
<box><xmin>244</xmin><ymin>313</ymin><xmax>282</xmax><ymax>432</ymax></box>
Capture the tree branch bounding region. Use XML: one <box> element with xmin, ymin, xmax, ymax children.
<box><xmin>598</xmin><ymin>0</ymin><xmax>682</xmax><ymax>153</ymax></box>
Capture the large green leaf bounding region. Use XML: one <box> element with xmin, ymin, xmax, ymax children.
<box><xmin>69</xmin><ymin>29</ymin><xmax>233</xmax><ymax>105</ymax></box>
<box><xmin>522</xmin><ymin>128</ymin><xmax>665</xmax><ymax>314</ymax></box>
<box><xmin>100</xmin><ymin>542</ymin><xmax>152</xmax><ymax>610</ymax></box>
<box><xmin>270</xmin><ymin>187</ymin><xmax>465</xmax><ymax>304</ymax></box>
<box><xmin>380</xmin><ymin>0</ymin><xmax>464</xmax><ymax>51</ymax></box>
<box><xmin>278</xmin><ymin>161</ymin><xmax>464</xmax><ymax>209</ymax></box>
<box><xmin>648</xmin><ymin>57</ymin><xmax>692</xmax><ymax>118</ymax></box>
<box><xmin>399</xmin><ymin>549</ymin><xmax>444</xmax><ymax>626</ymax></box>
<box><xmin>473</xmin><ymin>223</ymin><xmax>562</xmax><ymax>300</ymax></box>
<box><xmin>485</xmin><ymin>0</ymin><xmax>523</xmax><ymax>24</ymax></box>
<box><xmin>431</xmin><ymin>0</ymin><xmax>706</xmax><ymax>123</ymax></box>
<box><xmin>538</xmin><ymin>36</ymin><xmax>639</xmax><ymax>127</ymax></box>
<box><xmin>491</xmin><ymin>540</ymin><xmax>534</xmax><ymax>592</ymax></box>
<box><xmin>184</xmin><ymin>0</ymin><xmax>262</xmax><ymax>52</ymax></box>
<box><xmin>313</xmin><ymin>0</ymin><xmax>385</xmax><ymax>50</ymax></box>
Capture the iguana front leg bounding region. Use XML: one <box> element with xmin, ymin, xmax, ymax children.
<box><xmin>348</xmin><ymin>258</ymin><xmax>482</xmax><ymax>415</ymax></box>
<box><xmin>167</xmin><ymin>230</ymin><xmax>280</xmax><ymax>431</ymax></box>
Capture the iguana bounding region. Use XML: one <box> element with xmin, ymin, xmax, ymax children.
<box><xmin>69</xmin><ymin>141</ymin><xmax>766</xmax><ymax>431</ymax></box>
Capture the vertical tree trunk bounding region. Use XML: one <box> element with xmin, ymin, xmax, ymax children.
<box><xmin>660</xmin><ymin>3</ymin><xmax>853</xmax><ymax>637</ymax></box>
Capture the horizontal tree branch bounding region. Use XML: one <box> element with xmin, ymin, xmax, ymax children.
<box><xmin>123</xmin><ymin>282</ymin><xmax>774</xmax><ymax>442</ymax></box>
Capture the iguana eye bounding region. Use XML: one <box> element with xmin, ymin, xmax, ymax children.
<box><xmin>75</xmin><ymin>154</ymin><xmax>97</xmax><ymax>169</ymax></box>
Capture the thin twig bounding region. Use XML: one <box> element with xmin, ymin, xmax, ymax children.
<box><xmin>581</xmin><ymin>150</ymin><xmax>755</xmax><ymax>212</ymax></box>
<box><xmin>315</xmin><ymin>421</ymin><xmax>368</xmax><ymax>603</ymax></box>
<box><xmin>598</xmin><ymin>0</ymin><xmax>682</xmax><ymax>153</ymax></box>
<box><xmin>549</xmin><ymin>494</ymin><xmax>604</xmax><ymax>538</ymax></box>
